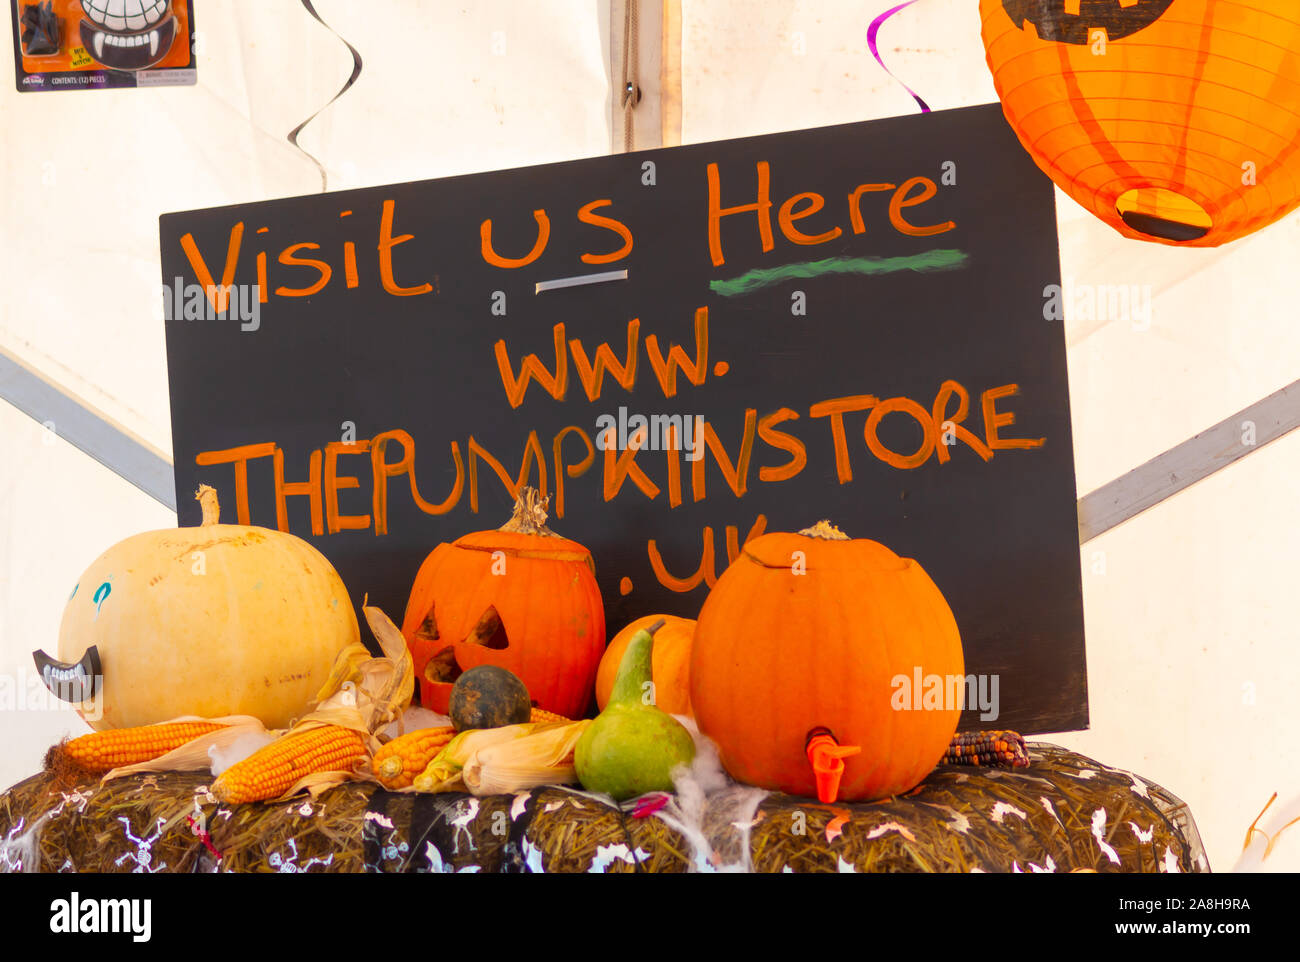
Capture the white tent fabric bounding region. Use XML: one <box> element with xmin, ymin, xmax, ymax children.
<box><xmin>2</xmin><ymin>0</ymin><xmax>1297</xmax><ymax>871</ymax></box>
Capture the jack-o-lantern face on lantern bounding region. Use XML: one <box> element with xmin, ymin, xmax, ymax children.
<box><xmin>1001</xmin><ymin>0</ymin><xmax>1176</xmax><ymax>44</ymax></box>
<box><xmin>982</xmin><ymin>0</ymin><xmax>1300</xmax><ymax>247</ymax></box>
<box><xmin>400</xmin><ymin>488</ymin><xmax>605</xmax><ymax>719</ymax></box>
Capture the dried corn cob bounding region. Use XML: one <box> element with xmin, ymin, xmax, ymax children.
<box><xmin>212</xmin><ymin>724</ymin><xmax>366</xmax><ymax>804</ymax></box>
<box><xmin>941</xmin><ymin>730</ymin><xmax>1030</xmax><ymax>768</ymax></box>
<box><xmin>413</xmin><ymin>723</ymin><xmax>543</xmax><ymax>792</ymax></box>
<box><xmin>378</xmin><ymin>711</ymin><xmax>573</xmax><ymax>791</ymax></box>
<box><xmin>529</xmin><ymin>708</ymin><xmax>571</xmax><ymax>725</ymax></box>
<box><xmin>373</xmin><ymin>726</ymin><xmax>456</xmax><ymax>789</ymax></box>
<box><xmin>60</xmin><ymin>721</ymin><xmax>228</xmax><ymax>773</ymax></box>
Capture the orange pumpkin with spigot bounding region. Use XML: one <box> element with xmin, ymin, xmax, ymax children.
<box><xmin>690</xmin><ymin>522</ymin><xmax>964</xmax><ymax>802</ymax></box>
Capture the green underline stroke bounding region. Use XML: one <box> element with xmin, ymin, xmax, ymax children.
<box><xmin>709</xmin><ymin>248</ymin><xmax>968</xmax><ymax>297</ymax></box>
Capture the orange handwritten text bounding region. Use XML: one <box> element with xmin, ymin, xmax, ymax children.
<box><xmin>707</xmin><ymin>162</ymin><xmax>955</xmax><ymax>267</ymax></box>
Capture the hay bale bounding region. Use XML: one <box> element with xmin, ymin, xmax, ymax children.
<box><xmin>518</xmin><ymin>787</ymin><xmax>690</xmax><ymax>873</ymax></box>
<box><xmin>0</xmin><ymin>742</ymin><xmax>1207</xmax><ymax>873</ymax></box>
<box><xmin>0</xmin><ymin>770</ymin><xmax>210</xmax><ymax>872</ymax></box>
<box><xmin>746</xmin><ymin>743</ymin><xmax>1206</xmax><ymax>872</ymax></box>
<box><xmin>212</xmin><ymin>780</ymin><xmax>372</xmax><ymax>873</ymax></box>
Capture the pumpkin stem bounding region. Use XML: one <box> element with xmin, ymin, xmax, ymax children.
<box><xmin>195</xmin><ymin>485</ymin><xmax>221</xmax><ymax>527</ymax></box>
<box><xmin>498</xmin><ymin>486</ymin><xmax>559</xmax><ymax>537</ymax></box>
<box><xmin>797</xmin><ymin>520</ymin><xmax>849</xmax><ymax>541</ymax></box>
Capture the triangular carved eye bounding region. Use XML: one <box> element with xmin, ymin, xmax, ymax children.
<box><xmin>415</xmin><ymin>609</ymin><xmax>439</xmax><ymax>642</ymax></box>
<box><xmin>464</xmin><ymin>606</ymin><xmax>509</xmax><ymax>651</ymax></box>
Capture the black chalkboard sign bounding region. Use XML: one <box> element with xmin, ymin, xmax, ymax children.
<box><xmin>160</xmin><ymin>103</ymin><xmax>1086</xmax><ymax>734</ymax></box>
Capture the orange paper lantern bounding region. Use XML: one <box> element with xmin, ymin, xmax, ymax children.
<box><xmin>981</xmin><ymin>1</ymin><xmax>1300</xmax><ymax>246</ymax></box>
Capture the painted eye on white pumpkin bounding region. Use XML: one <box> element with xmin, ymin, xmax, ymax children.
<box><xmin>80</xmin><ymin>0</ymin><xmax>170</xmax><ymax>32</ymax></box>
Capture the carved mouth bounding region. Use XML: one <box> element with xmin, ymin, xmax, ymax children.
<box><xmin>78</xmin><ymin>3</ymin><xmax>175</xmax><ymax>71</ymax></box>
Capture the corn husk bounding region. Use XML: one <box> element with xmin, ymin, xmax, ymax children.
<box><xmin>413</xmin><ymin>723</ymin><xmax>552</xmax><ymax>792</ymax></box>
<box><xmin>353</xmin><ymin>605</ymin><xmax>416</xmax><ymax>732</ymax></box>
<box><xmin>463</xmin><ymin>720</ymin><xmax>590</xmax><ymax>796</ymax></box>
<box><xmin>310</xmin><ymin>642</ymin><xmax>372</xmax><ymax>708</ymax></box>
<box><xmin>289</xmin><ymin>606</ymin><xmax>412</xmax><ymax>743</ymax></box>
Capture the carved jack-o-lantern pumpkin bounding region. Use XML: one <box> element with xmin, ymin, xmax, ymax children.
<box><xmin>982</xmin><ymin>0</ymin><xmax>1300</xmax><ymax>246</ymax></box>
<box><xmin>400</xmin><ymin>488</ymin><xmax>605</xmax><ymax>719</ymax></box>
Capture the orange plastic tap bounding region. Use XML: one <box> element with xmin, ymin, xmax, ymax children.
<box><xmin>805</xmin><ymin>727</ymin><xmax>861</xmax><ymax>803</ymax></box>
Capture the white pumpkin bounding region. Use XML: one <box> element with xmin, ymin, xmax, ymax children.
<box><xmin>52</xmin><ymin>485</ymin><xmax>358</xmax><ymax>730</ymax></box>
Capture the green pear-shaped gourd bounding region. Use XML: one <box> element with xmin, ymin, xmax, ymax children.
<box><xmin>575</xmin><ymin>619</ymin><xmax>695</xmax><ymax>800</ymax></box>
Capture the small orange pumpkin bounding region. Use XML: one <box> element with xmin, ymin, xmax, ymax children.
<box><xmin>691</xmin><ymin>521</ymin><xmax>964</xmax><ymax>802</ymax></box>
<box><xmin>595</xmin><ymin>615</ymin><xmax>695</xmax><ymax>717</ymax></box>
<box><xmin>401</xmin><ymin>488</ymin><xmax>605</xmax><ymax>719</ymax></box>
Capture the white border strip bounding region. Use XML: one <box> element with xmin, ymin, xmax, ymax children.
<box><xmin>1078</xmin><ymin>379</ymin><xmax>1300</xmax><ymax>543</ymax></box>
<box><xmin>0</xmin><ymin>346</ymin><xmax>176</xmax><ymax>512</ymax></box>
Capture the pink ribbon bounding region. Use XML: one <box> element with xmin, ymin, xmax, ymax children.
<box><xmin>631</xmin><ymin>793</ymin><xmax>671</xmax><ymax>819</ymax></box>
<box><xmin>867</xmin><ymin>1</ymin><xmax>930</xmax><ymax>113</ymax></box>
